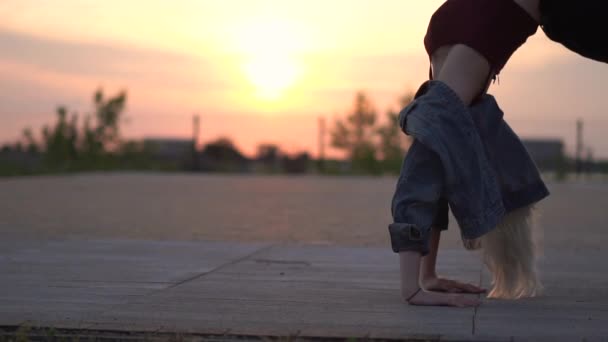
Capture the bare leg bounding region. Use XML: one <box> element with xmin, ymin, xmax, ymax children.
<box><xmin>433</xmin><ymin>44</ymin><xmax>492</xmax><ymax>106</ymax></box>
<box><xmin>433</xmin><ymin>0</ymin><xmax>541</xmax><ymax>105</ymax></box>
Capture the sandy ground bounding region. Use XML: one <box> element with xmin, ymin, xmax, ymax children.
<box><xmin>1</xmin><ymin>172</ymin><xmax>607</xmax><ymax>252</ymax></box>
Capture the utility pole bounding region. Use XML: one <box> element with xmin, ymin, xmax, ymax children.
<box><xmin>318</xmin><ymin>116</ymin><xmax>326</xmax><ymax>173</ymax></box>
<box><xmin>575</xmin><ymin>118</ymin><xmax>583</xmax><ymax>176</ymax></box>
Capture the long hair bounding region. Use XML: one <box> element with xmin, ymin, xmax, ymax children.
<box><xmin>479</xmin><ymin>204</ymin><xmax>543</xmax><ymax>299</ymax></box>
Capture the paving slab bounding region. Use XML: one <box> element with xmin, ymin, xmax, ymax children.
<box><xmin>475</xmin><ymin>250</ymin><xmax>608</xmax><ymax>341</ymax></box>
<box><xmin>0</xmin><ymin>239</ymin><xmax>480</xmax><ymax>340</ymax></box>
<box><xmin>1</xmin><ymin>238</ymin><xmax>607</xmax><ymax>340</ymax></box>
<box><xmin>0</xmin><ymin>239</ymin><xmax>269</xmax><ymax>328</ymax></box>
<box><xmin>88</xmin><ymin>244</ymin><xmax>481</xmax><ymax>339</ymax></box>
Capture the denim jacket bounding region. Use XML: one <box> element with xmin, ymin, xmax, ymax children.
<box><xmin>389</xmin><ymin>80</ymin><xmax>549</xmax><ymax>255</ymax></box>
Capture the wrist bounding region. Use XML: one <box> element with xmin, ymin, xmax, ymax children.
<box><xmin>402</xmin><ymin>286</ymin><xmax>422</xmax><ymax>302</ymax></box>
<box><xmin>401</xmin><ymin>280</ymin><xmax>421</xmax><ymax>300</ymax></box>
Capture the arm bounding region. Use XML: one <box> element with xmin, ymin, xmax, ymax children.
<box><xmin>420</xmin><ymin>227</ymin><xmax>441</xmax><ymax>280</ymax></box>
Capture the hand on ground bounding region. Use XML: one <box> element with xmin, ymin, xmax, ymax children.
<box><xmin>406</xmin><ymin>289</ymin><xmax>481</xmax><ymax>307</ymax></box>
<box><xmin>421</xmin><ymin>276</ymin><xmax>486</xmax><ymax>294</ymax></box>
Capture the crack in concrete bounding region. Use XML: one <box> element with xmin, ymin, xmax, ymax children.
<box><xmin>253</xmin><ymin>258</ymin><xmax>311</xmax><ymax>266</ymax></box>
<box><xmin>86</xmin><ymin>243</ymin><xmax>276</xmax><ymax>329</ymax></box>
<box><xmin>165</xmin><ymin>244</ymin><xmax>276</xmax><ymax>290</ymax></box>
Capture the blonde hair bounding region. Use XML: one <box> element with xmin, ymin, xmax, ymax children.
<box><xmin>479</xmin><ymin>204</ymin><xmax>543</xmax><ymax>299</ymax></box>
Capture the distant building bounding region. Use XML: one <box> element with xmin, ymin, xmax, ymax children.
<box><xmin>143</xmin><ymin>138</ymin><xmax>193</xmax><ymax>161</ymax></box>
<box><xmin>521</xmin><ymin>138</ymin><xmax>565</xmax><ymax>171</ymax></box>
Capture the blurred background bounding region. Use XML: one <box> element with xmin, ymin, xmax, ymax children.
<box><xmin>1</xmin><ymin>0</ymin><xmax>608</xmax><ymax>178</ymax></box>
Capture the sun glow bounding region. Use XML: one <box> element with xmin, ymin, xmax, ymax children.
<box><xmin>237</xmin><ymin>19</ymin><xmax>304</xmax><ymax>101</ymax></box>
<box><xmin>243</xmin><ymin>56</ymin><xmax>299</xmax><ymax>100</ymax></box>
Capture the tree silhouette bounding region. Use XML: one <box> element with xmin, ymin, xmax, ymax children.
<box><xmin>331</xmin><ymin>91</ymin><xmax>380</xmax><ymax>173</ymax></box>
<box><xmin>22</xmin><ymin>88</ymin><xmax>129</xmax><ymax>170</ymax></box>
<box><xmin>21</xmin><ymin>127</ymin><xmax>38</xmax><ymax>154</ymax></box>
<box><xmin>202</xmin><ymin>137</ymin><xmax>245</xmax><ymax>161</ymax></box>
<box><xmin>377</xmin><ymin>92</ymin><xmax>414</xmax><ymax>173</ymax></box>
<box><xmin>256</xmin><ymin>144</ymin><xmax>281</xmax><ymax>172</ymax></box>
<box><xmin>42</xmin><ymin>106</ymin><xmax>79</xmax><ymax>167</ymax></box>
<box><xmin>200</xmin><ymin>137</ymin><xmax>248</xmax><ymax>172</ymax></box>
<box><xmin>92</xmin><ymin>89</ymin><xmax>126</xmax><ymax>152</ymax></box>
<box><xmin>282</xmin><ymin>152</ymin><xmax>310</xmax><ymax>174</ymax></box>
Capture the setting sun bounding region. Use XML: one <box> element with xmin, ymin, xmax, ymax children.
<box><xmin>237</xmin><ymin>18</ymin><xmax>304</xmax><ymax>101</ymax></box>
<box><xmin>244</xmin><ymin>55</ymin><xmax>300</xmax><ymax>101</ymax></box>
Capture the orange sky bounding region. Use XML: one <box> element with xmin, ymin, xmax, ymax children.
<box><xmin>1</xmin><ymin>0</ymin><xmax>608</xmax><ymax>158</ymax></box>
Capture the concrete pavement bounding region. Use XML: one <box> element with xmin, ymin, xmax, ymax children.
<box><xmin>0</xmin><ymin>238</ymin><xmax>607</xmax><ymax>341</ymax></box>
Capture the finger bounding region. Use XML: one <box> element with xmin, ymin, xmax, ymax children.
<box><xmin>469</xmin><ymin>286</ymin><xmax>487</xmax><ymax>293</ymax></box>
<box><xmin>456</xmin><ymin>283</ymin><xmax>483</xmax><ymax>293</ymax></box>
<box><xmin>446</xmin><ymin>280</ymin><xmax>470</xmax><ymax>293</ymax></box>
<box><xmin>446</xmin><ymin>286</ymin><xmax>464</xmax><ymax>293</ymax></box>
<box><xmin>439</xmin><ymin>280</ymin><xmax>459</xmax><ymax>292</ymax></box>
<box><xmin>453</xmin><ymin>281</ymin><xmax>486</xmax><ymax>293</ymax></box>
<box><xmin>463</xmin><ymin>283</ymin><xmax>487</xmax><ymax>293</ymax></box>
<box><xmin>425</xmin><ymin>280</ymin><xmax>452</xmax><ymax>292</ymax></box>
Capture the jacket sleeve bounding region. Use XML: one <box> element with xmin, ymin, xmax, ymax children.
<box><xmin>398</xmin><ymin>80</ymin><xmax>507</xmax><ymax>239</ymax></box>
<box><xmin>389</xmin><ymin>139</ymin><xmax>445</xmax><ymax>256</ymax></box>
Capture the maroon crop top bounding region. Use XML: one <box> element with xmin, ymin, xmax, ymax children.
<box><xmin>424</xmin><ymin>0</ymin><xmax>539</xmax><ymax>77</ymax></box>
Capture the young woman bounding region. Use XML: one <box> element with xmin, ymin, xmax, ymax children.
<box><xmin>392</xmin><ymin>0</ymin><xmax>607</xmax><ymax>307</ymax></box>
